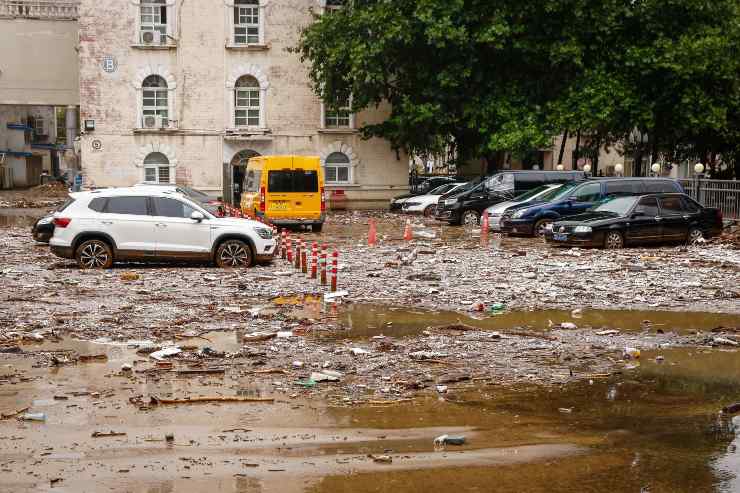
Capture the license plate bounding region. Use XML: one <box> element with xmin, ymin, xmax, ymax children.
<box><xmin>270</xmin><ymin>201</ymin><xmax>289</xmax><ymax>211</ymax></box>
<box><xmin>553</xmin><ymin>233</ymin><xmax>568</xmax><ymax>241</ymax></box>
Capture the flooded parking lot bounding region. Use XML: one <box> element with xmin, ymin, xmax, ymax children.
<box><xmin>1</xmin><ymin>209</ymin><xmax>739</xmax><ymax>491</ymax></box>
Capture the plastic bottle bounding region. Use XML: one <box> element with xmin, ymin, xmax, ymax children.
<box><xmin>20</xmin><ymin>412</ymin><xmax>46</xmax><ymax>422</ymax></box>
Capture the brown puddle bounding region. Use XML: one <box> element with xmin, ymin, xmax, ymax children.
<box><xmin>2</xmin><ymin>341</ymin><xmax>740</xmax><ymax>492</ymax></box>
<box><xmin>326</xmin><ymin>304</ymin><xmax>740</xmax><ymax>340</ymax></box>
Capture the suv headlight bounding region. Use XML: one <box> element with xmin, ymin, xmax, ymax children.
<box><xmin>512</xmin><ymin>209</ymin><xmax>527</xmax><ymax>219</ymax></box>
<box><xmin>444</xmin><ymin>198</ymin><xmax>457</xmax><ymax>205</ymax></box>
<box><xmin>255</xmin><ymin>227</ymin><xmax>273</xmax><ymax>239</ymax></box>
<box><xmin>574</xmin><ymin>225</ymin><xmax>592</xmax><ymax>234</ymax></box>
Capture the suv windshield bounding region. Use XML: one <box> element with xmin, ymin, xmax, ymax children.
<box><xmin>429</xmin><ymin>183</ymin><xmax>458</xmax><ymax>195</ymax></box>
<box><xmin>590</xmin><ymin>196</ymin><xmax>638</xmax><ymax>216</ymax></box>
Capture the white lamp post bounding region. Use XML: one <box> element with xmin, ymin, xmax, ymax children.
<box><xmin>651</xmin><ymin>163</ymin><xmax>661</xmax><ymax>176</ymax></box>
<box><xmin>583</xmin><ymin>164</ymin><xmax>591</xmax><ymax>175</ymax></box>
<box><xmin>615</xmin><ymin>163</ymin><xmax>624</xmax><ymax>177</ymax></box>
<box><xmin>694</xmin><ymin>162</ymin><xmax>705</xmax><ymax>174</ymax></box>
<box><xmin>556</xmin><ymin>164</ymin><xmax>564</xmax><ymax>171</ymax></box>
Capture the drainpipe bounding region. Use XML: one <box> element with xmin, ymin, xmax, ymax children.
<box><xmin>65</xmin><ymin>106</ymin><xmax>78</xmax><ymax>150</ymax></box>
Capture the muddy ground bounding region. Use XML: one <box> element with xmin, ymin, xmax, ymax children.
<box><xmin>1</xmin><ymin>203</ymin><xmax>740</xmax><ymax>492</ymax></box>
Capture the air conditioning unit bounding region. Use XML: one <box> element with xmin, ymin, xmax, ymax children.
<box><xmin>157</xmin><ymin>116</ymin><xmax>170</xmax><ymax>129</ymax></box>
<box><xmin>143</xmin><ymin>115</ymin><xmax>158</xmax><ymax>128</ymax></box>
<box><xmin>141</xmin><ymin>30</ymin><xmax>166</xmax><ymax>45</ymax></box>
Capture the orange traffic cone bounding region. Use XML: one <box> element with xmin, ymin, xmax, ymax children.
<box><xmin>368</xmin><ymin>219</ymin><xmax>378</xmax><ymax>247</ymax></box>
<box><xmin>403</xmin><ymin>219</ymin><xmax>413</xmax><ymax>241</ymax></box>
<box><xmin>480</xmin><ymin>212</ymin><xmax>489</xmax><ymax>246</ymax></box>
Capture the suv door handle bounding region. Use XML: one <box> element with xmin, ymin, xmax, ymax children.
<box><xmin>101</xmin><ymin>220</ymin><xmax>113</xmax><ymax>225</ymax></box>
<box><xmin>156</xmin><ymin>223</ymin><xmax>168</xmax><ymax>228</ymax></box>
<box><xmin>654</xmin><ymin>217</ymin><xmax>662</xmax><ymax>221</ymax></box>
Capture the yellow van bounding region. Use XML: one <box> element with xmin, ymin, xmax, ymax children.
<box><xmin>240</xmin><ymin>155</ymin><xmax>326</xmax><ymax>232</ymax></box>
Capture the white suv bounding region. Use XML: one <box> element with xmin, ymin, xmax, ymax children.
<box><xmin>49</xmin><ymin>187</ymin><xmax>276</xmax><ymax>269</ymax></box>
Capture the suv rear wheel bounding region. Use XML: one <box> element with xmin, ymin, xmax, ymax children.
<box><xmin>75</xmin><ymin>239</ymin><xmax>113</xmax><ymax>269</ymax></box>
<box><xmin>687</xmin><ymin>227</ymin><xmax>704</xmax><ymax>245</ymax></box>
<box><xmin>216</xmin><ymin>239</ymin><xmax>253</xmax><ymax>268</ymax></box>
<box><xmin>534</xmin><ymin>219</ymin><xmax>553</xmax><ymax>237</ymax></box>
<box><xmin>604</xmin><ymin>231</ymin><xmax>624</xmax><ymax>249</ymax></box>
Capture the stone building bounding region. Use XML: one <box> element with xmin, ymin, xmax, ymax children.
<box><xmin>77</xmin><ymin>0</ymin><xmax>409</xmax><ymax>207</ymax></box>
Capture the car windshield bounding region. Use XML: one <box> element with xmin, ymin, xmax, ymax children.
<box><xmin>428</xmin><ymin>183</ymin><xmax>457</xmax><ymax>195</ymax></box>
<box><xmin>590</xmin><ymin>196</ymin><xmax>638</xmax><ymax>216</ymax></box>
<box><xmin>540</xmin><ymin>183</ymin><xmax>578</xmax><ymax>201</ymax></box>
<box><xmin>513</xmin><ymin>185</ymin><xmax>559</xmax><ymax>202</ymax></box>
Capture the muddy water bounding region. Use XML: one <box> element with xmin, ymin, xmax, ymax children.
<box><xmin>322</xmin><ymin>303</ymin><xmax>740</xmax><ymax>339</ymax></box>
<box><xmin>2</xmin><ymin>343</ymin><xmax>740</xmax><ymax>491</ymax></box>
<box><xmin>0</xmin><ymin>209</ymin><xmax>44</xmax><ymax>228</ymax></box>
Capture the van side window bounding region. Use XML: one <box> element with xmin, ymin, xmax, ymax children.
<box><xmin>605</xmin><ymin>181</ymin><xmax>638</xmax><ymax>197</ymax></box>
<box><xmin>644</xmin><ymin>180</ymin><xmax>677</xmax><ymax>193</ymax></box>
<box><xmin>244</xmin><ymin>169</ymin><xmax>261</xmax><ymax>193</ymax></box>
<box><xmin>571</xmin><ymin>182</ymin><xmax>602</xmax><ymax>202</ymax></box>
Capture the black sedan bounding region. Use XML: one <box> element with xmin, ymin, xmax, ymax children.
<box><xmin>544</xmin><ymin>193</ymin><xmax>723</xmax><ymax>249</ymax></box>
<box><xmin>32</xmin><ymin>214</ymin><xmax>55</xmax><ymax>243</ymax></box>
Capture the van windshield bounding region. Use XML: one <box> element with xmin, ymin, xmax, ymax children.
<box><xmin>268</xmin><ymin>170</ymin><xmax>319</xmax><ymax>193</ymax></box>
<box><xmin>513</xmin><ymin>185</ymin><xmax>559</xmax><ymax>202</ymax></box>
<box><xmin>485</xmin><ymin>173</ymin><xmax>514</xmax><ymax>192</ymax></box>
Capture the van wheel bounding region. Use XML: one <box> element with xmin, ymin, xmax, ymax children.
<box><xmin>534</xmin><ymin>219</ymin><xmax>553</xmax><ymax>237</ymax></box>
<box><xmin>687</xmin><ymin>227</ymin><xmax>704</xmax><ymax>245</ymax></box>
<box><xmin>462</xmin><ymin>210</ymin><xmax>480</xmax><ymax>226</ymax></box>
<box><xmin>423</xmin><ymin>205</ymin><xmax>437</xmax><ymax>217</ymax></box>
<box><xmin>216</xmin><ymin>240</ymin><xmax>253</xmax><ymax>268</ymax></box>
<box><xmin>312</xmin><ymin>223</ymin><xmax>323</xmax><ymax>233</ymax></box>
<box><xmin>76</xmin><ymin>239</ymin><xmax>113</xmax><ymax>269</ymax></box>
<box><xmin>604</xmin><ymin>231</ymin><xmax>624</xmax><ymax>249</ymax></box>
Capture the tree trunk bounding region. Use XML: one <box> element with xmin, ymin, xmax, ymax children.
<box><xmin>592</xmin><ymin>136</ymin><xmax>601</xmax><ymax>176</ymax></box>
<box><xmin>557</xmin><ymin>129</ymin><xmax>569</xmax><ymax>166</ymax></box>
<box><xmin>573</xmin><ymin>129</ymin><xmax>581</xmax><ymax>169</ymax></box>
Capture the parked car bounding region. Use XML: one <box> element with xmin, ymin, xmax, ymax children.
<box><xmin>436</xmin><ymin>171</ymin><xmax>587</xmax><ymax>226</ymax></box>
<box><xmin>240</xmin><ymin>155</ymin><xmax>325</xmax><ymax>232</ymax></box>
<box><xmin>402</xmin><ymin>182</ymin><xmax>467</xmax><ymax>216</ymax></box>
<box><xmin>500</xmin><ymin>177</ymin><xmax>685</xmax><ymax>237</ymax></box>
<box><xmin>484</xmin><ymin>184</ymin><xmax>563</xmax><ymax>231</ymax></box>
<box><xmin>49</xmin><ymin>188</ymin><xmax>277</xmax><ymax>269</ymax></box>
<box><xmin>134</xmin><ymin>183</ymin><xmax>226</xmax><ymax>216</ymax></box>
<box><xmin>31</xmin><ymin>195</ymin><xmax>79</xmax><ymax>243</ymax></box>
<box><xmin>390</xmin><ymin>176</ymin><xmax>460</xmax><ymax>211</ymax></box>
<box><xmin>544</xmin><ymin>193</ymin><xmax>723</xmax><ymax>248</ymax></box>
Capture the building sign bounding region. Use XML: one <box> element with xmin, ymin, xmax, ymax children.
<box><xmin>91</xmin><ymin>139</ymin><xmax>102</xmax><ymax>152</ymax></box>
<box><xmin>102</xmin><ymin>55</ymin><xmax>118</xmax><ymax>73</ymax></box>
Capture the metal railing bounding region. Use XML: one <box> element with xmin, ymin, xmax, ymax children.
<box><xmin>0</xmin><ymin>0</ymin><xmax>78</xmax><ymax>20</ymax></box>
<box><xmin>679</xmin><ymin>179</ymin><xmax>740</xmax><ymax>219</ymax></box>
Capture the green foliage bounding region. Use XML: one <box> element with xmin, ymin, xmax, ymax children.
<box><xmin>297</xmin><ymin>0</ymin><xmax>740</xmax><ymax>172</ymax></box>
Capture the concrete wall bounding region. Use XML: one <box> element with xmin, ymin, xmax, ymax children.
<box><xmin>0</xmin><ymin>104</ymin><xmax>56</xmax><ymax>186</ymax></box>
<box><xmin>0</xmin><ymin>18</ymin><xmax>79</xmax><ymax>106</ymax></box>
<box><xmin>78</xmin><ymin>0</ymin><xmax>408</xmax><ymax>206</ymax></box>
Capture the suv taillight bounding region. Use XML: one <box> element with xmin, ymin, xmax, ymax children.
<box><xmin>53</xmin><ymin>217</ymin><xmax>71</xmax><ymax>228</ymax></box>
<box><xmin>320</xmin><ymin>186</ymin><xmax>326</xmax><ymax>212</ymax></box>
<box><xmin>259</xmin><ymin>186</ymin><xmax>266</xmax><ymax>213</ymax></box>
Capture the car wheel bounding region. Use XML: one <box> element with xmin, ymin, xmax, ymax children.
<box><xmin>312</xmin><ymin>223</ymin><xmax>323</xmax><ymax>233</ymax></box>
<box><xmin>462</xmin><ymin>210</ymin><xmax>480</xmax><ymax>226</ymax></box>
<box><xmin>534</xmin><ymin>219</ymin><xmax>553</xmax><ymax>237</ymax></box>
<box><xmin>604</xmin><ymin>231</ymin><xmax>624</xmax><ymax>249</ymax></box>
<box><xmin>423</xmin><ymin>205</ymin><xmax>437</xmax><ymax>217</ymax></box>
<box><xmin>216</xmin><ymin>239</ymin><xmax>253</xmax><ymax>268</ymax></box>
<box><xmin>687</xmin><ymin>227</ymin><xmax>704</xmax><ymax>245</ymax></box>
<box><xmin>75</xmin><ymin>239</ymin><xmax>113</xmax><ymax>269</ymax></box>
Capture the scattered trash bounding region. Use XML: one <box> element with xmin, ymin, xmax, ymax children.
<box><xmin>623</xmin><ymin>347</ymin><xmax>641</xmax><ymax>360</ymax></box>
<box><xmin>434</xmin><ymin>434</ymin><xmax>466</xmax><ymax>448</ymax></box>
<box><xmin>165</xmin><ymin>433</ymin><xmax>175</xmax><ymax>443</ymax></box>
<box><xmin>596</xmin><ymin>329</ymin><xmax>620</xmax><ymax>336</ymax></box>
<box><xmin>324</xmin><ymin>290</ymin><xmax>349</xmax><ymax>302</ymax></box>
<box><xmin>243</xmin><ymin>332</ymin><xmax>277</xmax><ymax>342</ymax></box>
<box><xmin>559</xmin><ymin>322</ymin><xmax>578</xmax><ymax>330</ymax></box>
<box><xmin>558</xmin><ymin>407</ymin><xmax>573</xmax><ymax>414</ymax></box>
<box><xmin>713</xmin><ymin>337</ymin><xmax>739</xmax><ymax>347</ymax></box>
<box><xmin>20</xmin><ymin>412</ymin><xmax>47</xmax><ymax>422</ymax></box>
<box><xmin>350</xmin><ymin>347</ymin><xmax>370</xmax><ymax>356</ymax></box>
<box><xmin>368</xmin><ymin>454</ymin><xmax>393</xmax><ymax>464</ymax></box>
<box><xmin>436</xmin><ymin>385</ymin><xmax>448</xmax><ymax>393</ymax></box>
<box><xmin>91</xmin><ymin>430</ymin><xmax>127</xmax><ymax>438</ymax></box>
<box><xmin>120</xmin><ymin>272</ymin><xmax>140</xmax><ymax>282</ymax></box>
<box><xmin>410</xmin><ymin>351</ymin><xmax>448</xmax><ymax>360</ymax></box>
<box><xmin>149</xmin><ymin>396</ymin><xmax>275</xmax><ymax>406</ymax></box>
<box><xmin>149</xmin><ymin>347</ymin><xmax>182</xmax><ymax>361</ymax></box>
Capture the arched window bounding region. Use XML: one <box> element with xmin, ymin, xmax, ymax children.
<box><xmin>234</xmin><ymin>0</ymin><xmax>260</xmax><ymax>45</ymax></box>
<box><xmin>143</xmin><ymin>151</ymin><xmax>170</xmax><ymax>183</ymax></box>
<box><xmin>235</xmin><ymin>76</ymin><xmax>261</xmax><ymax>127</ymax></box>
<box><xmin>142</xmin><ymin>75</ymin><xmax>168</xmax><ymax>123</ymax></box>
<box><xmin>325</xmin><ymin>152</ymin><xmax>350</xmax><ymax>183</ymax></box>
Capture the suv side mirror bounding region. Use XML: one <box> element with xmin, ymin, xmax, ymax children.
<box><xmin>190</xmin><ymin>211</ymin><xmax>205</xmax><ymax>222</ymax></box>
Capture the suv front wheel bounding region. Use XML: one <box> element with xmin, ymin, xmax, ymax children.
<box><xmin>76</xmin><ymin>239</ymin><xmax>114</xmax><ymax>269</ymax></box>
<box><xmin>216</xmin><ymin>239</ymin><xmax>253</xmax><ymax>268</ymax></box>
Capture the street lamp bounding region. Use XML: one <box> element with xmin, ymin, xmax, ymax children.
<box><xmin>614</xmin><ymin>163</ymin><xmax>624</xmax><ymax>177</ymax></box>
<box><xmin>651</xmin><ymin>163</ymin><xmax>661</xmax><ymax>176</ymax></box>
<box><xmin>694</xmin><ymin>162</ymin><xmax>705</xmax><ymax>174</ymax></box>
<box><xmin>556</xmin><ymin>164</ymin><xmax>564</xmax><ymax>171</ymax></box>
<box><xmin>583</xmin><ymin>164</ymin><xmax>592</xmax><ymax>176</ymax></box>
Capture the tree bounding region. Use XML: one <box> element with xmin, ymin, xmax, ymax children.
<box><xmin>297</xmin><ymin>0</ymin><xmax>740</xmax><ymax>177</ymax></box>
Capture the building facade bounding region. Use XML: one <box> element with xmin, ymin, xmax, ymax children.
<box><xmin>0</xmin><ymin>0</ymin><xmax>80</xmax><ymax>188</ymax></box>
<box><xmin>77</xmin><ymin>0</ymin><xmax>409</xmax><ymax>207</ymax></box>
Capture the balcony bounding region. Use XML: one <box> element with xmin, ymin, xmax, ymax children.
<box><xmin>0</xmin><ymin>0</ymin><xmax>79</xmax><ymax>20</ymax></box>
